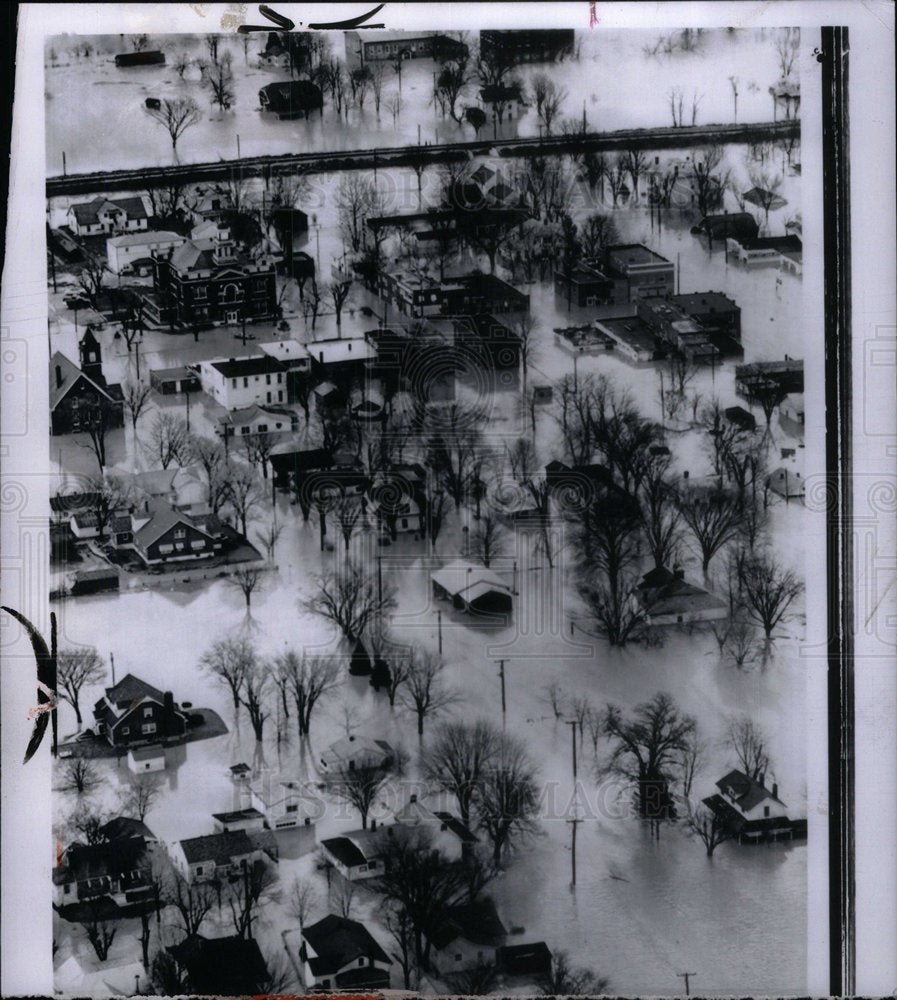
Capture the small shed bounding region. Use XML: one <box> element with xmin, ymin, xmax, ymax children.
<box><xmin>128</xmin><ymin>743</ymin><xmax>166</xmax><ymax>773</ymax></box>
<box><xmin>431</xmin><ymin>560</ymin><xmax>513</xmax><ymax>616</ymax></box>
<box><xmin>767</xmin><ymin>466</ymin><xmax>805</xmax><ymax>499</ymax></box>
<box><xmin>497</xmin><ymin>941</ymin><xmax>553</xmax><ymax>978</ymax></box>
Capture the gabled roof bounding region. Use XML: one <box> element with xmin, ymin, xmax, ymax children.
<box><xmin>129</xmin><ymin>744</ymin><xmax>165</xmax><ymax>761</ymax></box>
<box><xmin>431</xmin><ymin>560</ymin><xmax>511</xmax><ymax>600</ymax></box>
<box><xmin>108</xmin><ymin>229</ymin><xmax>181</xmax><ymax>248</ymax></box>
<box><xmin>105</xmin><ymin>672</ymin><xmax>166</xmax><ymax>709</ymax></box>
<box><xmin>50</xmin><ymin>352</ymin><xmax>115</xmax><ymax>411</ymax></box>
<box><xmin>716</xmin><ymin>769</ymin><xmax>786</xmax><ymax>812</ymax></box>
<box><xmin>133</xmin><ymin>500</ymin><xmax>219</xmax><ymax>550</ymax></box>
<box><xmin>69</xmin><ymin>196</ymin><xmax>148</xmax><ymax>226</ymax></box>
<box><xmin>302</xmin><ymin>914</ymin><xmax>391</xmax><ymax>975</ymax></box>
<box><xmin>212</xmin><ymin>807</ymin><xmax>266</xmax><ymax>825</ymax></box>
<box><xmin>169</xmin><ymin>240</ymin><xmax>217</xmax><ymax>273</ymax></box>
<box><xmin>98</xmin><ymin>816</ymin><xmax>156</xmax><ymax>842</ymax></box>
<box><xmin>321</xmin><ymin>836</ymin><xmax>369</xmax><ymax>869</ymax></box>
<box><xmin>433</xmin><ymin>811</ymin><xmax>478</xmax><ymax>843</ymax></box>
<box><xmin>429</xmin><ymin>897</ymin><xmax>506</xmax><ymax>950</ymax></box>
<box><xmin>323</xmin><ymin>734</ymin><xmax>393</xmax><ymax>765</ymax></box>
<box><xmin>179</xmin><ymin>829</ymin><xmax>256</xmax><ymax>865</ymax></box>
<box><xmin>169</xmin><ymin>935</ymin><xmax>269</xmax><ymax>996</ymax></box>
<box><xmin>55</xmin><ymin>835</ymin><xmax>149</xmax><ymax>886</ymax></box>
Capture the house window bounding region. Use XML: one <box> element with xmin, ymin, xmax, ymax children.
<box><xmin>257</xmin><ymin>424</ymin><xmax>268</xmax><ymax>433</ymax></box>
<box><xmin>121</xmin><ymin>727</ymin><xmax>130</xmax><ymax>735</ymax></box>
<box><xmin>196</xmin><ymin>866</ymin><xmax>203</xmax><ymax>876</ymax></box>
<box><xmin>174</xmin><ymin>528</ymin><xmax>186</xmax><ymax>539</ymax></box>
<box><xmin>286</xmin><ymin>803</ymin><xmax>298</xmax><ymax>813</ymax></box>
<box><xmin>266</xmin><ymin>375</ymin><xmax>271</xmax><ymax>385</ymax></box>
<box><xmin>159</xmin><ymin>543</ymin><xmax>173</xmax><ymax>553</ymax></box>
<box><xmin>764</xmin><ymin>805</ymin><xmax>770</xmax><ymax>817</ymax></box>
<box><xmin>191</xmin><ymin>540</ymin><xmax>205</xmax><ymax>550</ymax></box>
<box><xmin>267</xmin><ymin>392</ymin><xmax>272</xmax><ymax>404</ymax></box>
<box><xmin>232</xmin><ymin>379</ymin><xmax>237</xmax><ymax>389</ymax></box>
<box><xmin>142</xmin><ymin>723</ymin><xmax>157</xmax><ymax>735</ymax></box>
<box><xmin>401</xmin><ymin>518</ymin><xmax>408</xmax><ymax>529</ymax></box>
<box><xmin>241</xmin><ymin>426</ymin><xmax>251</xmax><ymax>436</ymax></box>
<box><xmin>143</xmin><ymin>707</ymin><xmax>153</xmax><ymax>718</ymax></box>
<box><xmin>368</xmin><ymin>860</ymin><xmax>377</xmax><ymax>870</ymax></box>
<box><xmin>455</xmin><ymin>954</ymin><xmax>463</xmax><ymax>962</ymax></box>
<box><xmin>243</xmin><ymin>377</ymin><xmax>249</xmax><ymax>388</ymax></box>
<box><xmin>359</xmin><ymin>959</ymin><xmax>365</xmax><ymax>967</ymax></box>
<box><xmin>277</xmin><ymin>373</ymin><xmax>282</xmax><ymax>384</ymax></box>
<box><xmin>277</xmin><ymin>391</ymin><xmax>283</xmax><ymax>402</ymax></box>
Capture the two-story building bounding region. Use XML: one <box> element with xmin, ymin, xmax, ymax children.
<box><xmin>478</xmin><ymin>29</ymin><xmax>574</xmax><ymax>63</ymax></box>
<box><xmin>378</xmin><ymin>271</ymin><xmax>529</xmax><ymax>319</ymax></box>
<box><xmin>554</xmin><ymin>263</ymin><xmax>616</xmax><ymax>310</ymax></box>
<box><xmin>299</xmin><ymin>914</ymin><xmax>392</xmax><ymax>992</ymax></box>
<box><xmin>66</xmin><ymin>195</ymin><xmax>150</xmax><ymax>237</ymax></box>
<box><xmin>53</xmin><ymin>820</ymin><xmax>157</xmax><ymax>913</ymax></box>
<box><xmin>603</xmin><ymin>244</ymin><xmax>675</xmax><ymax>301</ymax></box>
<box><xmin>259</xmin><ymin>80</ymin><xmax>324</xmax><ymax>120</ymax></box>
<box><xmin>228</xmin><ymin>763</ymin><xmax>321</xmax><ymax>834</ymax></box>
<box><xmin>668</xmin><ymin>291</ymin><xmax>741</xmax><ymax>343</ymax></box>
<box><xmin>703</xmin><ymin>770</ymin><xmax>796</xmax><ymax>843</ymax></box>
<box><xmin>92</xmin><ymin>673</ymin><xmax>187</xmax><ymax>749</ymax></box>
<box><xmin>345</xmin><ymin>29</ymin><xmax>467</xmax><ymax>68</ymax></box>
<box><xmin>197</xmin><ymin>354</ymin><xmax>288</xmax><ymax>410</ymax></box>
<box><xmin>636</xmin><ymin>566</ymin><xmax>728</xmax><ymax>626</ymax></box>
<box><xmin>142</xmin><ymin>230</ymin><xmax>278</xmax><ymax>329</ymax></box>
<box><xmin>112</xmin><ymin>499</ymin><xmax>226</xmax><ymax>566</ymax></box>
<box><xmin>636</xmin><ymin>299</ymin><xmax>719</xmax><ymax>363</ymax></box>
<box><xmin>319</xmin><ymin>735</ymin><xmax>394</xmax><ymax>775</ymax></box>
<box><xmin>50</xmin><ymin>351</ymin><xmax>125</xmax><ymax>437</ymax></box>
<box><xmin>106</xmin><ymin>230</ymin><xmax>185</xmax><ymax>276</ymax></box>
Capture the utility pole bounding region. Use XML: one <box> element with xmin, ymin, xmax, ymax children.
<box><xmin>110</xmin><ymin>651</ymin><xmax>116</xmax><ymax>686</ymax></box>
<box><xmin>437</xmin><ymin>609</ymin><xmax>443</xmax><ymax>654</ymax></box>
<box><xmin>676</xmin><ymin>972</ymin><xmax>696</xmax><ymax>996</ymax></box>
<box><xmin>566</xmin><ymin>816</ymin><xmax>581</xmax><ymax>887</ymax></box>
<box><xmin>496</xmin><ymin>659</ymin><xmax>506</xmax><ymax>727</ymax></box>
<box><xmin>565</xmin><ymin>719</ymin><xmax>578</xmax><ymax>779</ymax></box>
<box><xmin>377</xmin><ymin>552</ymin><xmax>383</xmax><ymax>604</ymax></box>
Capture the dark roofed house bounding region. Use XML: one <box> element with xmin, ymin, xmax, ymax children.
<box><xmin>320</xmin><ymin>831</ymin><xmax>384</xmax><ymax>881</ymax></box>
<box><xmin>695</xmin><ymin>212</ymin><xmax>759</xmax><ymax>242</ymax></box>
<box><xmin>92</xmin><ymin>672</ymin><xmax>187</xmax><ymax>748</ymax></box>
<box><xmin>703</xmin><ymin>769</ymin><xmax>799</xmax><ymax>844</ymax></box>
<box><xmin>300</xmin><ymin>914</ymin><xmax>392</xmax><ymax>992</ymax></box>
<box><xmin>50</xmin><ymin>351</ymin><xmax>124</xmax><ymax>437</ymax></box>
<box><xmin>174</xmin><ymin>829</ymin><xmax>265</xmax><ymax>882</ymax></box>
<box><xmin>724</xmin><ymin>405</ymin><xmax>757</xmax><ymax>432</ymax></box>
<box><xmin>169</xmin><ymin>935</ymin><xmax>270</xmax><ymax>996</ymax></box>
<box><xmin>497</xmin><ymin>941</ymin><xmax>553</xmax><ymax>979</ymax></box>
<box><xmin>427</xmin><ymin>897</ymin><xmax>507</xmax><ymax>974</ymax></box>
<box><xmin>114</xmin><ymin>499</ymin><xmax>226</xmax><ymax>566</ymax></box>
<box><xmin>479</xmin><ymin>83</ymin><xmax>526</xmax><ymax>120</ymax></box>
<box><xmin>259</xmin><ymin>80</ymin><xmax>324</xmax><ymax>119</ymax></box>
<box><xmin>636</xmin><ymin>565</ymin><xmax>728</xmax><ymax>626</ymax></box>
<box><xmin>554</xmin><ymin>262</ymin><xmax>615</xmax><ymax>310</ymax></box>
<box><xmin>728</xmin><ymin>234</ymin><xmax>803</xmax><ymax>268</ymax></box>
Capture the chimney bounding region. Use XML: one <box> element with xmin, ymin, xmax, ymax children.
<box><xmin>370</xmin><ymin>819</ymin><xmax>377</xmax><ymax>831</ymax></box>
<box><xmin>409</xmin><ymin>794</ymin><xmax>417</xmax><ymax>804</ymax></box>
<box><xmin>758</xmin><ymin>772</ymin><xmax>765</xmax><ymax>787</ymax></box>
<box><xmin>55</xmin><ymin>365</ymin><xmax>63</xmax><ymax>388</ymax></box>
<box><xmin>673</xmin><ymin>565</ymin><xmax>685</xmax><ymax>580</ymax></box>
<box><xmin>682</xmin><ymin>470</ymin><xmax>689</xmax><ymax>480</ymax></box>
<box><xmin>163</xmin><ymin>691</ymin><xmax>174</xmax><ymax>733</ymax></box>
<box><xmin>348</xmin><ymin>734</ymin><xmax>355</xmax><ymax>742</ymax></box>
<box><xmin>772</xmin><ymin>782</ymin><xmax>778</xmax><ymax>798</ymax></box>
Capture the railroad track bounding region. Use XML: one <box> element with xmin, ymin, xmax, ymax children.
<box><xmin>46</xmin><ymin>120</ymin><xmax>800</xmax><ymax>197</ymax></box>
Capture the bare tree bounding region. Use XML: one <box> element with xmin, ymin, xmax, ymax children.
<box><xmin>693</xmin><ymin>143</ymin><xmax>729</xmax><ymax>216</ymax></box>
<box><xmin>747</xmin><ymin>169</ymin><xmax>784</xmax><ymax>225</ymax></box>
<box><xmin>229</xmin><ymin>566</ymin><xmax>265</xmax><ymax>610</ymax></box>
<box><xmin>602</xmin><ymin>692</ymin><xmax>696</xmax><ymax>825</ymax></box>
<box><xmin>330</xmin><ymin>877</ymin><xmax>356</xmax><ymax>919</ymax></box>
<box><xmin>676</xmin><ymin>731</ymin><xmax>707</xmax><ymax>802</ymax></box>
<box><xmin>146</xmin><ymin>97</ymin><xmax>202</xmax><ymax>161</ymax></box>
<box><xmin>121</xmin><ymin>378</ymin><xmax>152</xmax><ymax>435</ymax></box>
<box><xmin>254</xmin><ymin>521</ymin><xmax>283</xmax><ymax>563</ymax></box>
<box><xmin>774</xmin><ymin>27</ymin><xmax>800</xmax><ymax>80</ymax></box>
<box><xmin>606</xmin><ymin>155</ymin><xmax>629</xmax><ymax>206</ymax></box>
<box><xmin>384</xmin><ymin>903</ymin><xmax>418</xmax><ymax>990</ymax></box>
<box><xmin>172</xmin><ymin>51</ymin><xmax>191</xmax><ymax>78</ymax></box>
<box><xmin>222</xmin><ymin>859</ymin><xmax>279</xmax><ymax>939</ymax></box>
<box><xmin>242</xmin><ymin>431</ymin><xmax>277</xmax><ymax>480</ymax></box>
<box><xmin>158</xmin><ymin>854</ymin><xmax>217</xmax><ymax>938</ymax></box>
<box><xmin>118</xmin><ymin>771</ymin><xmax>162</xmax><ymax>821</ymax></box>
<box><xmin>530</xmin><ymin>73</ymin><xmax>566</xmax><ymax>134</ymax></box>
<box><xmin>147</xmin><ymin>412</ymin><xmax>189</xmax><ymax>470</ymax></box>
<box><xmin>538</xmin><ymin>950</ymin><xmax>610</xmax><ymax>996</ymax></box>
<box><xmin>737</xmin><ymin>551</ymin><xmax>804</xmax><ymax>640</ymax></box>
<box><xmin>77</xmin><ymin>397</ymin><xmax>112</xmax><ymax>472</ymax></box>
<box><xmin>326</xmin><ymin>278</ymin><xmax>353</xmax><ymax>336</ymax></box>
<box><xmin>724</xmin><ymin>714</ymin><xmax>772</xmax><ymax>782</ymax></box>
<box><xmin>224</xmin><ymin>463</ymin><xmax>263</xmax><ymax>537</ymax></box>
<box><xmin>420</xmin><ymin>719</ymin><xmax>500</xmax><ymax>826</ymax></box>
<box><xmin>75</xmin><ymin>252</ymin><xmax>107</xmax><ymax>306</ymax></box>
<box><xmin>200</xmin><ymin>635</ymin><xmax>254</xmax><ymax>719</ymax></box>
<box><xmin>686</xmin><ymin>803</ymin><xmax>736</xmax><ymax>857</ymax></box>
<box><xmin>80</xmin><ymin>899</ymin><xmax>117</xmax><ymax>961</ymax></box>
<box><xmin>621</xmin><ymin>148</ymin><xmax>648</xmax><ymax>203</ymax></box>
<box><xmin>286</xmin><ymin>875</ymin><xmax>320</xmax><ymax>928</ymax></box>
<box><xmin>477</xmin><ymin>733</ymin><xmax>540</xmax><ymax>863</ymax></box>
<box><xmin>187</xmin><ymin>434</ymin><xmax>228</xmax><ymax>513</ymax></box>
<box><xmin>333</xmin><ymin>758</ymin><xmax>393</xmax><ymax>829</ymax></box>
<box><xmin>336</xmin><ymin>174</ymin><xmax>381</xmax><ymax>254</ymax></box>
<box><xmin>468</xmin><ymin>512</ymin><xmax>506</xmax><ymax>569</ymax></box>
<box><xmin>638</xmin><ymin>457</ymin><xmax>683</xmax><ymax>569</ymax></box>
<box><xmin>433</xmin><ymin>58</ymin><xmax>470</xmax><ymax>124</ymax></box>
<box><xmin>400</xmin><ymin>647</ymin><xmax>459</xmax><ymax>738</ymax></box>
<box><xmin>57</xmin><ymin>646</ymin><xmax>106</xmax><ymax>727</ymax></box>
<box><xmin>58</xmin><ymin>758</ymin><xmax>101</xmax><ymax>796</ymax></box>
<box><xmin>275</xmin><ymin>651</ymin><xmax>341</xmax><ymax>738</ymax></box>
<box><xmin>676</xmin><ymin>485</ymin><xmax>743</xmax><ymax>578</ymax></box>
<box><xmin>200</xmin><ymin>49</ymin><xmax>235</xmax><ymax>111</ymax></box>
<box><xmin>542</xmin><ymin>681</ymin><xmax>567</xmax><ymax>721</ymax></box>
<box><xmin>369</xmin><ymin>61</ymin><xmax>385</xmax><ymax>115</ymax></box>
<box><xmin>66</xmin><ymin>804</ymin><xmax>112</xmax><ymax>846</ymax></box>
<box><xmin>302</xmin><ymin>563</ymin><xmax>397</xmax><ymax>644</ymax></box>
<box><xmin>579</xmin><ymin>212</ymin><xmax>620</xmax><ymax>259</ymax></box>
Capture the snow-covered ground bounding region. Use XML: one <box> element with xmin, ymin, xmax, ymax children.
<box><xmin>45</xmin><ymin>28</ymin><xmax>794</xmax><ymax>175</ymax></box>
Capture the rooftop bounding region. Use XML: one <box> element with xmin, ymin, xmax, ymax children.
<box><xmin>179</xmin><ymin>829</ymin><xmax>256</xmax><ymax>865</ymax></box>
<box><xmin>302</xmin><ymin>914</ymin><xmax>391</xmax><ymax>975</ymax></box>
<box><xmin>207</xmin><ymin>355</ymin><xmax>286</xmax><ymax>379</ymax></box>
<box><xmin>716</xmin><ymin>769</ymin><xmax>786</xmax><ymax>812</ymax></box>
<box><xmin>606</xmin><ymin>243</ymin><xmax>672</xmax><ymax>266</ymax></box>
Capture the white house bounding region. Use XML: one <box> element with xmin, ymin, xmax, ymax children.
<box><xmin>713</xmin><ymin>770</ymin><xmax>789</xmax><ymax>824</ymax></box>
<box><xmin>218</xmin><ymin>403</ymin><xmax>299</xmax><ymax>440</ymax></box>
<box><xmin>426</xmin><ymin>897</ymin><xmax>507</xmax><ymax>975</ymax></box>
<box><xmin>171</xmin><ymin>830</ymin><xmax>265</xmax><ymax>883</ymax></box>
<box><xmin>320</xmin><ymin>828</ymin><xmax>384</xmax><ymax>881</ymax></box>
<box><xmin>392</xmin><ymin>795</ymin><xmax>478</xmax><ymax>861</ymax></box>
<box><xmin>319</xmin><ymin>735</ymin><xmax>394</xmax><ymax>774</ymax></box>
<box><xmin>106</xmin><ymin>230</ymin><xmax>185</xmax><ymax>275</ymax></box>
<box><xmin>197</xmin><ymin>355</ymin><xmax>288</xmax><ymax>410</ymax></box>
<box><xmin>228</xmin><ymin>763</ymin><xmax>321</xmax><ymax>832</ymax></box>
<box><xmin>299</xmin><ymin>914</ymin><xmax>392</xmax><ymax>992</ymax></box>
<box><xmin>366</xmin><ymin>479</ymin><xmax>422</xmax><ymax>537</ymax></box>
<box><xmin>431</xmin><ymin>560</ymin><xmax>513</xmax><ymax>616</ymax></box>
<box><xmin>67</xmin><ymin>195</ymin><xmax>150</xmax><ymax>237</ymax></box>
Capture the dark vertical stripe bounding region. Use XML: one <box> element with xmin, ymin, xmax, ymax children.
<box><xmin>821</xmin><ymin>25</ymin><xmax>854</xmax><ymax>997</ymax></box>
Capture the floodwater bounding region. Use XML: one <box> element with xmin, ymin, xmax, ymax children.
<box><xmin>45</xmin><ymin>28</ymin><xmax>795</xmax><ymax>175</ymax></box>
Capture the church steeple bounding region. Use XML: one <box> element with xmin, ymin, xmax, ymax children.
<box><xmin>79</xmin><ymin>326</ymin><xmax>105</xmax><ymax>385</ymax></box>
